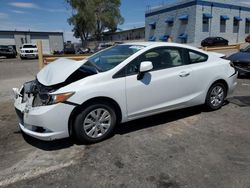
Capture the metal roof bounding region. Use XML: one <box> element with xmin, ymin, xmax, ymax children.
<box><xmin>0</xmin><ymin>30</ymin><xmax>63</xmax><ymax>35</ymax></box>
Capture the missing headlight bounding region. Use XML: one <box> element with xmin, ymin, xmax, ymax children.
<box><xmin>33</xmin><ymin>93</ymin><xmax>51</xmax><ymax>107</ymax></box>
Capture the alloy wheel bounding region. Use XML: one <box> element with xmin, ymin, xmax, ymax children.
<box><xmin>83</xmin><ymin>108</ymin><xmax>111</xmax><ymax>138</ymax></box>
<box><xmin>210</xmin><ymin>86</ymin><xmax>224</xmax><ymax>107</ymax></box>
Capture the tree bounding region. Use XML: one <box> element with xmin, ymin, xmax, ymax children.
<box><xmin>67</xmin><ymin>0</ymin><xmax>94</xmax><ymax>46</ymax></box>
<box><xmin>91</xmin><ymin>0</ymin><xmax>124</xmax><ymax>40</ymax></box>
<box><xmin>66</xmin><ymin>0</ymin><xmax>124</xmax><ymax>43</ymax></box>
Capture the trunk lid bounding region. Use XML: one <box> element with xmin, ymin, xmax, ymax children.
<box><xmin>206</xmin><ymin>52</ymin><xmax>225</xmax><ymax>58</ymax></box>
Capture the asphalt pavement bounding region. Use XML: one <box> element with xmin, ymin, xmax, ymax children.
<box><xmin>0</xmin><ymin>56</ymin><xmax>249</xmax><ymax>188</ymax></box>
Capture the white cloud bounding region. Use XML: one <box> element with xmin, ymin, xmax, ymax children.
<box><xmin>8</xmin><ymin>2</ymin><xmax>66</xmax><ymax>13</ymax></box>
<box><xmin>0</xmin><ymin>13</ymin><xmax>8</xmax><ymax>19</ymax></box>
<box><xmin>11</xmin><ymin>10</ymin><xmax>26</xmax><ymax>14</ymax></box>
<box><xmin>9</xmin><ymin>2</ymin><xmax>38</xmax><ymax>8</ymax></box>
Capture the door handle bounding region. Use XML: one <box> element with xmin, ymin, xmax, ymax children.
<box><xmin>179</xmin><ymin>71</ymin><xmax>190</xmax><ymax>77</ymax></box>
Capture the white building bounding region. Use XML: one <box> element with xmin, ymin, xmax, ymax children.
<box><xmin>145</xmin><ymin>0</ymin><xmax>250</xmax><ymax>46</ymax></box>
<box><xmin>0</xmin><ymin>30</ymin><xmax>64</xmax><ymax>54</ymax></box>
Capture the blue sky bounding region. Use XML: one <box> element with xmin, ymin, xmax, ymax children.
<box><xmin>0</xmin><ymin>0</ymin><xmax>177</xmax><ymax>42</ymax></box>
<box><xmin>1</xmin><ymin>0</ymin><xmax>247</xmax><ymax>41</ymax></box>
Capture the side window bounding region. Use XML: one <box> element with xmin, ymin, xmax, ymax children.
<box><xmin>126</xmin><ymin>47</ymin><xmax>186</xmax><ymax>75</ymax></box>
<box><xmin>162</xmin><ymin>48</ymin><xmax>184</xmax><ymax>67</ymax></box>
<box><xmin>188</xmin><ymin>50</ymin><xmax>208</xmax><ymax>64</ymax></box>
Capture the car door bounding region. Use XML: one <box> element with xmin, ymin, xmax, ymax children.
<box><xmin>125</xmin><ymin>47</ymin><xmax>195</xmax><ymax>119</ymax></box>
<box><xmin>182</xmin><ymin>49</ymin><xmax>211</xmax><ymax>105</ymax></box>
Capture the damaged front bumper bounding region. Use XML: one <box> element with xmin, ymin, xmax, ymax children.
<box><xmin>13</xmin><ymin>86</ymin><xmax>75</xmax><ymax>141</ymax></box>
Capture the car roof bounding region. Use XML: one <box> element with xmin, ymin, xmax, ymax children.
<box><xmin>206</xmin><ymin>37</ymin><xmax>224</xmax><ymax>39</ymax></box>
<box><xmin>119</xmin><ymin>42</ymin><xmax>203</xmax><ymax>52</ymax></box>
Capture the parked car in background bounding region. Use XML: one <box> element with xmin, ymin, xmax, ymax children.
<box><xmin>0</xmin><ymin>45</ymin><xmax>17</xmax><ymax>58</ymax></box>
<box><xmin>13</xmin><ymin>42</ymin><xmax>237</xmax><ymax>143</ymax></box>
<box><xmin>76</xmin><ymin>47</ymin><xmax>92</xmax><ymax>54</ymax></box>
<box><xmin>64</xmin><ymin>43</ymin><xmax>75</xmax><ymax>54</ymax></box>
<box><xmin>201</xmin><ymin>37</ymin><xmax>229</xmax><ymax>47</ymax></box>
<box><xmin>20</xmin><ymin>44</ymin><xmax>38</xmax><ymax>59</ymax></box>
<box><xmin>245</xmin><ymin>35</ymin><xmax>250</xmax><ymax>43</ymax></box>
<box><xmin>53</xmin><ymin>50</ymin><xmax>64</xmax><ymax>55</ymax></box>
<box><xmin>227</xmin><ymin>45</ymin><xmax>250</xmax><ymax>76</ymax></box>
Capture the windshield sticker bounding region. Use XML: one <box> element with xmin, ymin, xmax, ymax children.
<box><xmin>129</xmin><ymin>46</ymin><xmax>144</xmax><ymax>50</ymax></box>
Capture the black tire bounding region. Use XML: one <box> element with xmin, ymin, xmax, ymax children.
<box><xmin>205</xmin><ymin>83</ymin><xmax>226</xmax><ymax>110</ymax></box>
<box><xmin>73</xmin><ymin>101</ymin><xmax>117</xmax><ymax>143</ymax></box>
<box><xmin>20</xmin><ymin>57</ymin><xmax>25</xmax><ymax>60</ymax></box>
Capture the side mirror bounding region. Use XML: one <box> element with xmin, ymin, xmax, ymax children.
<box><xmin>137</xmin><ymin>61</ymin><xmax>153</xmax><ymax>80</ymax></box>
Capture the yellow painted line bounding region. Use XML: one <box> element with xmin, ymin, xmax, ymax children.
<box><xmin>43</xmin><ymin>56</ymin><xmax>89</xmax><ymax>63</ymax></box>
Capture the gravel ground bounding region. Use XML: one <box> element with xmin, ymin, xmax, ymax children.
<box><xmin>0</xmin><ymin>55</ymin><xmax>249</xmax><ymax>188</ymax></box>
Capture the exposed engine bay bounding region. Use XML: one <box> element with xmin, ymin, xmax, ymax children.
<box><xmin>20</xmin><ymin>79</ymin><xmax>58</xmax><ymax>107</ymax></box>
<box><xmin>20</xmin><ymin>62</ymin><xmax>98</xmax><ymax>107</ymax></box>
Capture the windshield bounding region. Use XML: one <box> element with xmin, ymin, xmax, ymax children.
<box><xmin>23</xmin><ymin>45</ymin><xmax>37</xmax><ymax>48</ymax></box>
<box><xmin>87</xmin><ymin>45</ymin><xmax>145</xmax><ymax>72</ymax></box>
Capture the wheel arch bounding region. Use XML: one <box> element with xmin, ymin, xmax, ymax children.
<box><xmin>206</xmin><ymin>79</ymin><xmax>229</xmax><ymax>101</ymax></box>
<box><xmin>210</xmin><ymin>79</ymin><xmax>228</xmax><ymax>93</ymax></box>
<box><xmin>68</xmin><ymin>96</ymin><xmax>122</xmax><ymax>137</ymax></box>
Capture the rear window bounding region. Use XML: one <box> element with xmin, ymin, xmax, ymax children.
<box><xmin>188</xmin><ymin>50</ymin><xmax>208</xmax><ymax>64</ymax></box>
<box><xmin>23</xmin><ymin>45</ymin><xmax>37</xmax><ymax>48</ymax></box>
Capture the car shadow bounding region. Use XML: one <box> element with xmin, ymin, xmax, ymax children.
<box><xmin>22</xmin><ymin>102</ymin><xmax>230</xmax><ymax>150</ymax></box>
<box><xmin>115</xmin><ymin>105</ymin><xmax>205</xmax><ymax>135</ymax></box>
<box><xmin>22</xmin><ymin>133</ymin><xmax>75</xmax><ymax>151</ymax></box>
<box><xmin>238</xmin><ymin>74</ymin><xmax>250</xmax><ymax>79</ymax></box>
<box><xmin>228</xmin><ymin>96</ymin><xmax>250</xmax><ymax>107</ymax></box>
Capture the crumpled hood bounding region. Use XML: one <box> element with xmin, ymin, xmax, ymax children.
<box><xmin>227</xmin><ymin>52</ymin><xmax>250</xmax><ymax>63</ymax></box>
<box><xmin>37</xmin><ymin>58</ymin><xmax>85</xmax><ymax>86</ymax></box>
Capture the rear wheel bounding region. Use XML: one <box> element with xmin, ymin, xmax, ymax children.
<box><xmin>73</xmin><ymin>102</ymin><xmax>117</xmax><ymax>143</ymax></box>
<box><xmin>205</xmin><ymin>83</ymin><xmax>226</xmax><ymax>110</ymax></box>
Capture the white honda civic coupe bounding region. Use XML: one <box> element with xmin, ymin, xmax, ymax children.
<box><xmin>13</xmin><ymin>42</ymin><xmax>237</xmax><ymax>143</ymax></box>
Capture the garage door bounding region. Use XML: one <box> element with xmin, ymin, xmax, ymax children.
<box><xmin>31</xmin><ymin>35</ymin><xmax>51</xmax><ymax>54</ymax></box>
<box><xmin>0</xmin><ymin>34</ymin><xmax>15</xmax><ymax>45</ymax></box>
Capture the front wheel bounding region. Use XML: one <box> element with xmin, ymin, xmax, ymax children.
<box><xmin>205</xmin><ymin>83</ymin><xmax>226</xmax><ymax>110</ymax></box>
<box><xmin>73</xmin><ymin>102</ymin><xmax>117</xmax><ymax>143</ymax></box>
